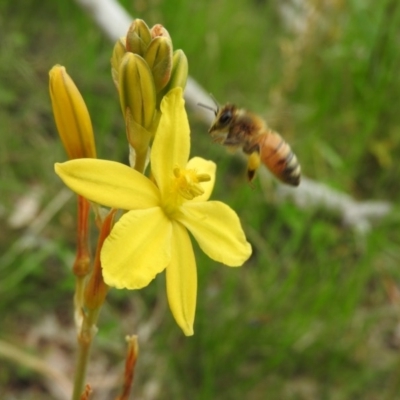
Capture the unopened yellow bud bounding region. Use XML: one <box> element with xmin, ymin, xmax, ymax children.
<box><xmin>49</xmin><ymin>65</ymin><xmax>97</xmax><ymax>159</ymax></box>
<box><xmin>118</xmin><ymin>53</ymin><xmax>156</xmax><ymax>130</ymax></box>
<box><xmin>126</xmin><ymin>19</ymin><xmax>152</xmax><ymax>56</ymax></box>
<box><xmin>111</xmin><ymin>37</ymin><xmax>127</xmax><ymax>89</ymax></box>
<box><xmin>144</xmin><ymin>36</ymin><xmax>173</xmax><ymax>93</ymax></box>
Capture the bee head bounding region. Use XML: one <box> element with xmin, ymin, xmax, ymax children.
<box><xmin>209</xmin><ymin>104</ymin><xmax>238</xmax><ymax>134</ymax></box>
<box><xmin>198</xmin><ymin>96</ymin><xmax>237</xmax><ymax>134</ymax></box>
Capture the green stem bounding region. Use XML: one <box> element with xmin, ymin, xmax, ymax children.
<box><xmin>71</xmin><ymin>307</ymin><xmax>100</xmax><ymax>400</ymax></box>
<box><xmin>73</xmin><ymin>277</ymin><xmax>85</xmax><ymax>326</ymax></box>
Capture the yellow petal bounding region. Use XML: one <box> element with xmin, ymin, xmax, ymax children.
<box><xmin>151</xmin><ymin>87</ymin><xmax>190</xmax><ymax>197</ymax></box>
<box><xmin>49</xmin><ymin>65</ymin><xmax>96</xmax><ymax>159</ymax></box>
<box><xmin>101</xmin><ymin>207</ymin><xmax>172</xmax><ymax>289</ymax></box>
<box><xmin>166</xmin><ymin>221</ymin><xmax>197</xmax><ymax>336</ymax></box>
<box><xmin>178</xmin><ymin>201</ymin><xmax>252</xmax><ymax>266</ymax></box>
<box><xmin>55</xmin><ymin>159</ymin><xmax>160</xmax><ymax>209</ymax></box>
<box><xmin>186</xmin><ymin>157</ymin><xmax>216</xmax><ymax>202</ymax></box>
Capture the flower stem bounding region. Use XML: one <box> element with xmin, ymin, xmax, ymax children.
<box><xmin>74</xmin><ymin>276</ymin><xmax>85</xmax><ymax>328</ymax></box>
<box><xmin>71</xmin><ymin>307</ymin><xmax>100</xmax><ymax>400</ymax></box>
<box><xmin>71</xmin><ymin>210</ymin><xmax>114</xmax><ymax>399</ymax></box>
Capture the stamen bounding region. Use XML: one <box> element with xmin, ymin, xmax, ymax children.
<box><xmin>173</xmin><ymin>167</ymin><xmax>210</xmax><ymax>200</ymax></box>
<box><xmin>196</xmin><ymin>173</ymin><xmax>211</xmax><ymax>183</ymax></box>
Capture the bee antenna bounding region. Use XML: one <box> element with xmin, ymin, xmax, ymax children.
<box><xmin>209</xmin><ymin>93</ymin><xmax>219</xmax><ymax>109</ymax></box>
<box><xmin>197</xmin><ymin>93</ymin><xmax>220</xmax><ymax>116</ymax></box>
<box><xmin>197</xmin><ymin>102</ymin><xmax>218</xmax><ymax>115</ymax></box>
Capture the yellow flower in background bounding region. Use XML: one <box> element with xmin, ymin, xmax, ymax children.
<box><xmin>49</xmin><ymin>65</ymin><xmax>97</xmax><ymax>159</ymax></box>
<box><xmin>55</xmin><ymin>88</ymin><xmax>252</xmax><ymax>336</ymax></box>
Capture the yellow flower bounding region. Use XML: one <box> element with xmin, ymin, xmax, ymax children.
<box><xmin>55</xmin><ymin>88</ymin><xmax>251</xmax><ymax>336</ymax></box>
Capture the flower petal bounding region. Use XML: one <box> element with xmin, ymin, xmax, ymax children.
<box><xmin>151</xmin><ymin>87</ymin><xmax>190</xmax><ymax>197</ymax></box>
<box><xmin>55</xmin><ymin>159</ymin><xmax>160</xmax><ymax>209</ymax></box>
<box><xmin>186</xmin><ymin>157</ymin><xmax>216</xmax><ymax>202</ymax></box>
<box><xmin>166</xmin><ymin>221</ymin><xmax>197</xmax><ymax>336</ymax></box>
<box><xmin>178</xmin><ymin>201</ymin><xmax>252</xmax><ymax>266</ymax></box>
<box><xmin>101</xmin><ymin>207</ymin><xmax>172</xmax><ymax>289</ymax></box>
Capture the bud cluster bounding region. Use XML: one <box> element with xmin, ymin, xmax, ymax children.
<box><xmin>111</xmin><ymin>19</ymin><xmax>188</xmax><ymax>172</ymax></box>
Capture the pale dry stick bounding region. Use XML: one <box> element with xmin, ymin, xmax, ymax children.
<box><xmin>74</xmin><ymin>0</ymin><xmax>393</xmax><ymax>231</ymax></box>
<box><xmin>273</xmin><ymin>174</ymin><xmax>392</xmax><ymax>234</ymax></box>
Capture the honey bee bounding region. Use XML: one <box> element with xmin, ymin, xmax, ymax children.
<box><xmin>198</xmin><ymin>101</ymin><xmax>301</xmax><ymax>186</ymax></box>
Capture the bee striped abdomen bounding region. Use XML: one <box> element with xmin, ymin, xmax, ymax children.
<box><xmin>259</xmin><ymin>131</ymin><xmax>301</xmax><ymax>186</ymax></box>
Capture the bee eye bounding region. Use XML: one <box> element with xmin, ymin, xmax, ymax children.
<box><xmin>219</xmin><ymin>110</ymin><xmax>232</xmax><ymax>126</ymax></box>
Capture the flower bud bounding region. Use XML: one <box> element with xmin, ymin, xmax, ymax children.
<box><xmin>49</xmin><ymin>65</ymin><xmax>97</xmax><ymax>159</ymax></box>
<box><xmin>150</xmin><ymin>24</ymin><xmax>171</xmax><ymax>40</ymax></box>
<box><xmin>118</xmin><ymin>53</ymin><xmax>156</xmax><ymax>130</ymax></box>
<box><xmin>168</xmin><ymin>50</ymin><xmax>188</xmax><ymax>91</ymax></box>
<box><xmin>111</xmin><ymin>37</ymin><xmax>127</xmax><ymax>89</ymax></box>
<box><xmin>126</xmin><ymin>19</ymin><xmax>152</xmax><ymax>56</ymax></box>
<box><xmin>144</xmin><ymin>36</ymin><xmax>173</xmax><ymax>93</ymax></box>
<box><xmin>158</xmin><ymin>50</ymin><xmax>188</xmax><ymax>101</ymax></box>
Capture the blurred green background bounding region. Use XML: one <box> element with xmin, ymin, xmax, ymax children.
<box><xmin>1</xmin><ymin>0</ymin><xmax>400</xmax><ymax>399</ymax></box>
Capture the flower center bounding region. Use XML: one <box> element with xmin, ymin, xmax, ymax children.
<box><xmin>173</xmin><ymin>167</ymin><xmax>210</xmax><ymax>200</ymax></box>
<box><xmin>163</xmin><ymin>167</ymin><xmax>210</xmax><ymax>216</ymax></box>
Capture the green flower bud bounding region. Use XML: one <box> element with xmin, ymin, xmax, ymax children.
<box><xmin>158</xmin><ymin>50</ymin><xmax>188</xmax><ymax>102</ymax></box>
<box><xmin>144</xmin><ymin>36</ymin><xmax>173</xmax><ymax>93</ymax></box>
<box><xmin>111</xmin><ymin>37</ymin><xmax>127</xmax><ymax>89</ymax></box>
<box><xmin>126</xmin><ymin>19</ymin><xmax>152</xmax><ymax>56</ymax></box>
<box><xmin>118</xmin><ymin>53</ymin><xmax>156</xmax><ymax>130</ymax></box>
<box><xmin>168</xmin><ymin>50</ymin><xmax>188</xmax><ymax>91</ymax></box>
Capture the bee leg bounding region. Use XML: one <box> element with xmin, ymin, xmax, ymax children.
<box><xmin>247</xmin><ymin>151</ymin><xmax>261</xmax><ymax>182</ymax></box>
<box><xmin>242</xmin><ymin>142</ymin><xmax>261</xmax><ymax>182</ymax></box>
